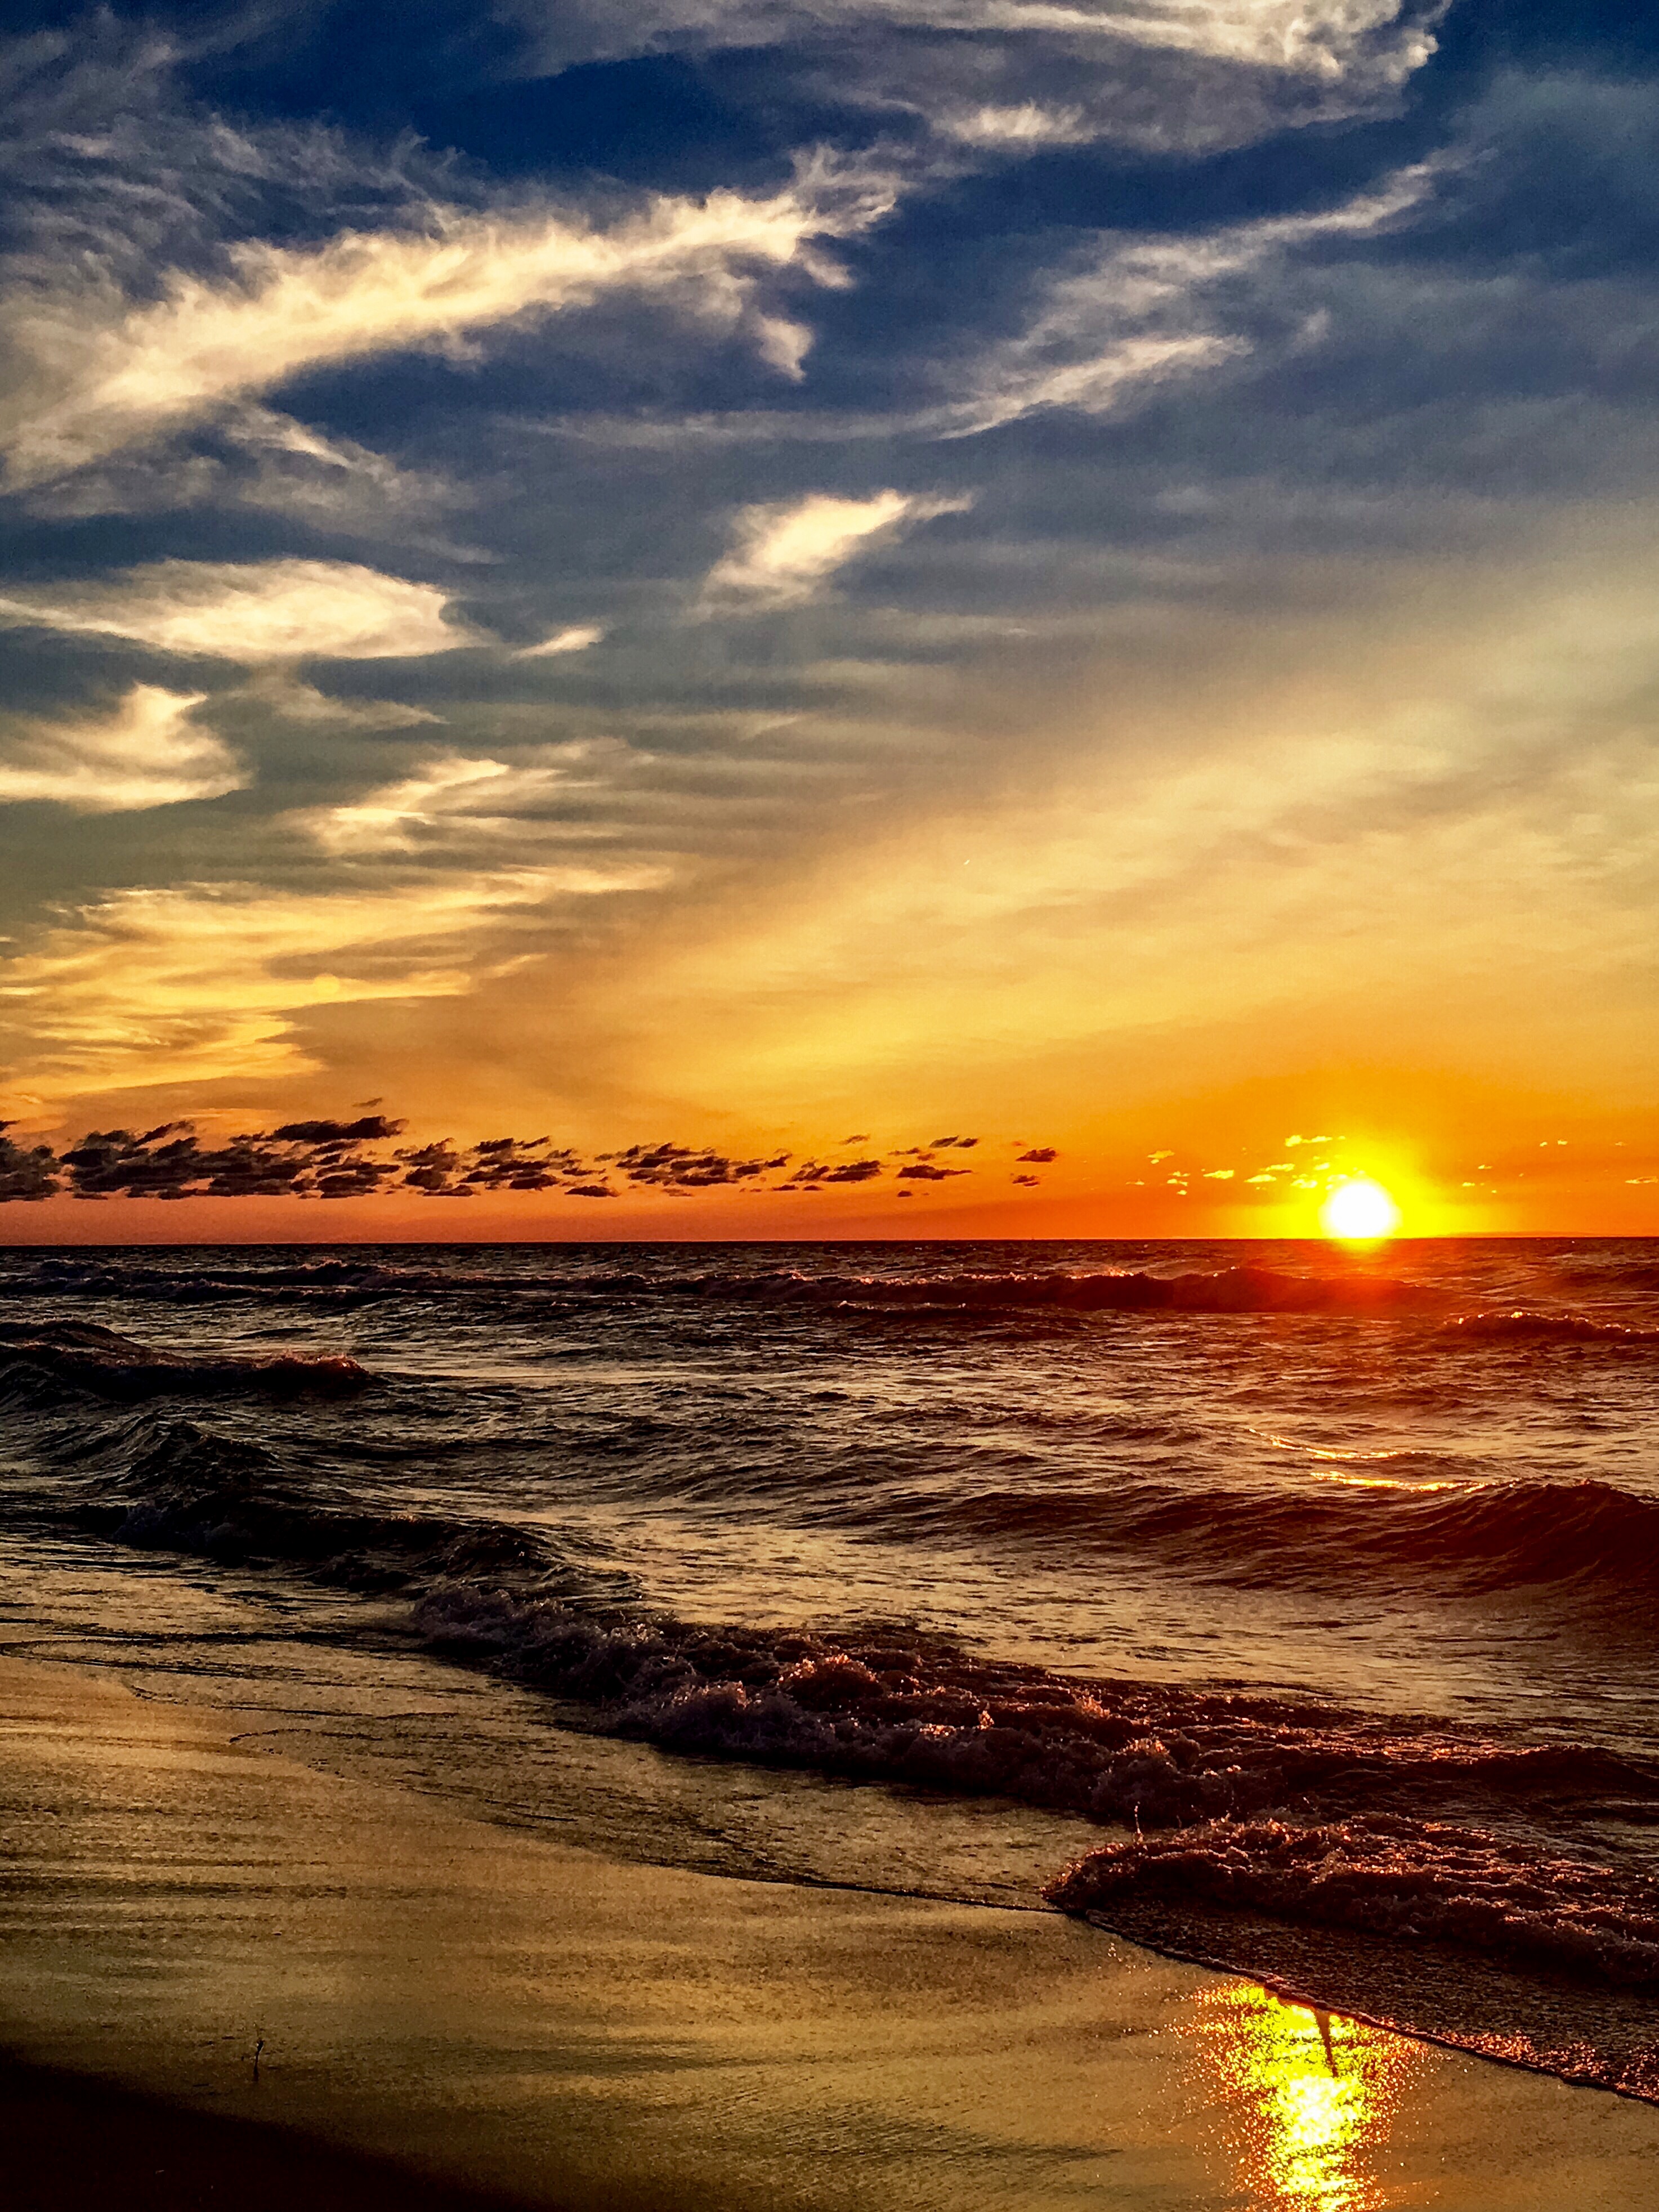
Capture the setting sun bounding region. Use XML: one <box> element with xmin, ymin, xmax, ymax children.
<box><xmin>1320</xmin><ymin>1178</ymin><xmax>1403</xmax><ymax>1242</ymax></box>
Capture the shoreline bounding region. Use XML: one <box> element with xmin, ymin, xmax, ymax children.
<box><xmin>6</xmin><ymin>1649</ymin><xmax>1659</xmax><ymax>2210</ymax></box>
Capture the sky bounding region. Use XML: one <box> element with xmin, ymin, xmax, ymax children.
<box><xmin>0</xmin><ymin>0</ymin><xmax>1655</xmax><ymax>1241</ymax></box>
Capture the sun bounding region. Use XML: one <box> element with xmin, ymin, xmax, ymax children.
<box><xmin>1320</xmin><ymin>1177</ymin><xmax>1402</xmax><ymax>1242</ymax></box>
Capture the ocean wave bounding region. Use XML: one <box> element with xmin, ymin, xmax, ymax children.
<box><xmin>40</xmin><ymin>1372</ymin><xmax>1659</xmax><ymax>1814</ymax></box>
<box><xmin>52</xmin><ymin>1404</ymin><xmax>1656</xmax><ymax>1833</ymax></box>
<box><xmin>411</xmin><ymin>1583</ymin><xmax>1659</xmax><ymax>1835</ymax></box>
<box><xmin>1554</xmin><ymin>1257</ymin><xmax>1659</xmax><ymax>1295</ymax></box>
<box><xmin>1045</xmin><ymin>1814</ymin><xmax>1659</xmax><ymax>1990</ymax></box>
<box><xmin>45</xmin><ymin>1394</ymin><xmax>1659</xmax><ymax>2101</ymax></box>
<box><xmin>0</xmin><ymin>1256</ymin><xmax>1439</xmax><ymax>1318</ymax></box>
<box><xmin>668</xmin><ymin>1263</ymin><xmax>1437</xmax><ymax>1317</ymax></box>
<box><xmin>0</xmin><ymin>1256</ymin><xmax>490</xmax><ymax>1308</ymax></box>
<box><xmin>1446</xmin><ymin>1309</ymin><xmax>1659</xmax><ymax>1347</ymax></box>
<box><xmin>0</xmin><ymin>1319</ymin><xmax>372</xmax><ymax>1401</ymax></box>
<box><xmin>850</xmin><ymin>1472</ymin><xmax>1659</xmax><ymax>1602</ymax></box>
<box><xmin>68</xmin><ymin>1416</ymin><xmax>591</xmax><ymax>1591</ymax></box>
<box><xmin>14</xmin><ymin>1256</ymin><xmax>1656</xmax><ymax>1344</ymax></box>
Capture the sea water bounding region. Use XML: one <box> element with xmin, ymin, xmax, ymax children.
<box><xmin>1</xmin><ymin>1238</ymin><xmax>1656</xmax><ymax>2094</ymax></box>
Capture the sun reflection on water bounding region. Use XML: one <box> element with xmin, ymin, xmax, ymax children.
<box><xmin>1182</xmin><ymin>1982</ymin><xmax>1423</xmax><ymax>2212</ymax></box>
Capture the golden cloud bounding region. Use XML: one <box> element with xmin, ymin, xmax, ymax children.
<box><xmin>2</xmin><ymin>174</ymin><xmax>896</xmax><ymax>487</ymax></box>
<box><xmin>0</xmin><ymin>559</ymin><xmax>470</xmax><ymax>661</ymax></box>
<box><xmin>0</xmin><ymin>861</ymin><xmax>656</xmax><ymax>1099</ymax></box>
<box><xmin>702</xmin><ymin>488</ymin><xmax>973</xmax><ymax>608</ymax></box>
<box><xmin>0</xmin><ymin>684</ymin><xmax>240</xmax><ymax>811</ymax></box>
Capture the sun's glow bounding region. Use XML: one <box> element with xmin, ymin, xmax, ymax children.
<box><xmin>1320</xmin><ymin>1178</ymin><xmax>1402</xmax><ymax>1242</ymax></box>
<box><xmin>1180</xmin><ymin>1981</ymin><xmax>1421</xmax><ymax>2212</ymax></box>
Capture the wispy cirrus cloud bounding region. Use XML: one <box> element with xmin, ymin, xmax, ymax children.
<box><xmin>0</xmin><ymin>559</ymin><xmax>473</xmax><ymax>661</ymax></box>
<box><xmin>516</xmin><ymin>624</ymin><xmax>606</xmax><ymax>657</ymax></box>
<box><xmin>298</xmin><ymin>750</ymin><xmax>636</xmax><ymax>856</ymax></box>
<box><xmin>14</xmin><ymin>401</ymin><xmax>464</xmax><ymax>538</ymax></box>
<box><xmin>509</xmin><ymin>0</ymin><xmax>1424</xmax><ymax>64</ymax></box>
<box><xmin>948</xmin><ymin>160</ymin><xmax>1442</xmax><ymax>433</ymax></box>
<box><xmin>0</xmin><ymin>862</ymin><xmax>659</xmax><ymax>1099</ymax></box>
<box><xmin>522</xmin><ymin>160</ymin><xmax>1451</xmax><ymax>454</ymax></box>
<box><xmin>0</xmin><ymin>684</ymin><xmax>241</xmax><ymax>812</ymax></box>
<box><xmin>0</xmin><ymin>164</ymin><xmax>898</xmax><ymax>489</ymax></box>
<box><xmin>234</xmin><ymin>672</ymin><xmax>443</xmax><ymax>729</ymax></box>
<box><xmin>702</xmin><ymin>488</ymin><xmax>972</xmax><ymax>607</ymax></box>
<box><xmin>502</xmin><ymin>0</ymin><xmax>1445</xmax><ymax>152</ymax></box>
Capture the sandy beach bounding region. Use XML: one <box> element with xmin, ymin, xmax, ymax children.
<box><xmin>2</xmin><ymin>1650</ymin><xmax>1657</xmax><ymax>2212</ymax></box>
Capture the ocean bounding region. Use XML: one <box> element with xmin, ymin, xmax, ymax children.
<box><xmin>2</xmin><ymin>1238</ymin><xmax>1657</xmax><ymax>2098</ymax></box>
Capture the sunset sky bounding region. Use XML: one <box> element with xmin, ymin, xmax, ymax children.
<box><xmin>1</xmin><ymin>0</ymin><xmax>1655</xmax><ymax>1239</ymax></box>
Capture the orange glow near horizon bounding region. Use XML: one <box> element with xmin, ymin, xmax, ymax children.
<box><xmin>0</xmin><ymin>1075</ymin><xmax>1654</xmax><ymax>1241</ymax></box>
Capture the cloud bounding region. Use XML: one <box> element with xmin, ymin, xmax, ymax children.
<box><xmin>16</xmin><ymin>403</ymin><xmax>462</xmax><ymax>534</ymax></box>
<box><xmin>0</xmin><ymin>1105</ymin><xmax>1082</xmax><ymax>1203</ymax></box>
<box><xmin>937</xmin><ymin>102</ymin><xmax>1094</xmax><ymax>148</ymax></box>
<box><xmin>0</xmin><ymin>1125</ymin><xmax>59</xmax><ymax>1201</ymax></box>
<box><xmin>236</xmin><ymin>673</ymin><xmax>442</xmax><ymax>729</ymax></box>
<box><xmin>208</xmin><ymin>406</ymin><xmax>456</xmax><ymax>526</ymax></box>
<box><xmin>0</xmin><ymin>16</ymin><xmax>454</xmax><ymax>274</ymax></box>
<box><xmin>574</xmin><ymin>155</ymin><xmax>1454</xmax><ymax>450</ymax></box>
<box><xmin>623</xmin><ymin>537</ymin><xmax>1659</xmax><ymax>1136</ymax></box>
<box><xmin>0</xmin><ymin>684</ymin><xmax>242</xmax><ymax>812</ymax></box>
<box><xmin>272</xmin><ymin>1116</ymin><xmax>406</xmax><ymax>1143</ymax></box>
<box><xmin>397</xmin><ymin>1135</ymin><xmax>590</xmax><ymax>1194</ymax></box>
<box><xmin>53</xmin><ymin>1117</ymin><xmax>413</xmax><ymax>1202</ymax></box>
<box><xmin>0</xmin><ymin>867</ymin><xmax>622</xmax><ymax>1099</ymax></box>
<box><xmin>296</xmin><ymin>750</ymin><xmax>647</xmax><ymax>856</ymax></box>
<box><xmin>611</xmin><ymin>1140</ymin><xmax>793</xmax><ymax>1188</ymax></box>
<box><xmin>703</xmin><ymin>489</ymin><xmax>973</xmax><ymax>608</ymax></box>
<box><xmin>0</xmin><ymin>1119</ymin><xmax>869</xmax><ymax>1202</ymax></box>
<box><xmin>300</xmin><ymin>756</ymin><xmax>554</xmax><ymax>854</ymax></box>
<box><xmin>775</xmin><ymin>1154</ymin><xmax>882</xmax><ymax>1186</ymax></box>
<box><xmin>0</xmin><ymin>559</ymin><xmax>472</xmax><ymax>661</ymax></box>
<box><xmin>1</xmin><ymin>166</ymin><xmax>898</xmax><ymax>488</ymax></box>
<box><xmin>503</xmin><ymin>0</ymin><xmax>1444</xmax><ymax>153</ymax></box>
<box><xmin>948</xmin><ymin>161</ymin><xmax>1441</xmax><ymax>433</ymax></box>
<box><xmin>508</xmin><ymin>0</ymin><xmax>1439</xmax><ymax>75</ymax></box>
<box><xmin>515</xmin><ymin>624</ymin><xmax>606</xmax><ymax>657</ymax></box>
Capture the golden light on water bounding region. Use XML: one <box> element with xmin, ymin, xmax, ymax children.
<box><xmin>1320</xmin><ymin>1178</ymin><xmax>1403</xmax><ymax>1242</ymax></box>
<box><xmin>1182</xmin><ymin>1982</ymin><xmax>1422</xmax><ymax>2212</ymax></box>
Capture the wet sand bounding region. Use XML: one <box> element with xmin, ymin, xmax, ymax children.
<box><xmin>3</xmin><ymin>1650</ymin><xmax>1657</xmax><ymax>2211</ymax></box>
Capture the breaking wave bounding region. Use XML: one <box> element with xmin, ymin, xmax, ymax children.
<box><xmin>7</xmin><ymin>1259</ymin><xmax>1656</xmax><ymax>1358</ymax></box>
<box><xmin>654</xmin><ymin>1264</ymin><xmax>1438</xmax><ymax>1317</ymax></box>
<box><xmin>59</xmin><ymin>1403</ymin><xmax>1659</xmax><ymax>1841</ymax></box>
<box><xmin>0</xmin><ymin>1255</ymin><xmax>1439</xmax><ymax>1317</ymax></box>
<box><xmin>0</xmin><ymin>1320</ymin><xmax>371</xmax><ymax>1401</ymax></box>
<box><xmin>0</xmin><ymin>1255</ymin><xmax>488</xmax><ymax>1309</ymax></box>
<box><xmin>850</xmin><ymin>1472</ymin><xmax>1659</xmax><ymax>1603</ymax></box>
<box><xmin>1447</xmin><ymin>1310</ymin><xmax>1659</xmax><ymax>1347</ymax></box>
<box><xmin>412</xmin><ymin>1584</ymin><xmax>1659</xmax><ymax>1835</ymax></box>
<box><xmin>1046</xmin><ymin>1815</ymin><xmax>1659</xmax><ymax>1990</ymax></box>
<box><xmin>71</xmin><ymin>1424</ymin><xmax>1659</xmax><ymax>2090</ymax></box>
<box><xmin>66</xmin><ymin>1416</ymin><xmax>605</xmax><ymax>1594</ymax></box>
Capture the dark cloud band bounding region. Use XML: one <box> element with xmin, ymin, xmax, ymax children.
<box><xmin>0</xmin><ymin>1117</ymin><xmax>1055</xmax><ymax>1202</ymax></box>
